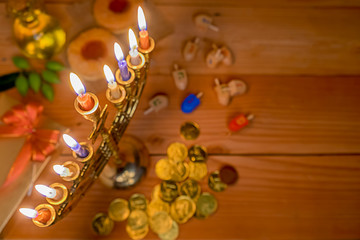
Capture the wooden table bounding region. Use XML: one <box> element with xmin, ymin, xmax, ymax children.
<box><xmin>1</xmin><ymin>0</ymin><xmax>360</xmax><ymax>239</ymax></box>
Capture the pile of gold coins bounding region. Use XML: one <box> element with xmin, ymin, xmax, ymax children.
<box><xmin>92</xmin><ymin>122</ymin><xmax>238</xmax><ymax>239</ymax></box>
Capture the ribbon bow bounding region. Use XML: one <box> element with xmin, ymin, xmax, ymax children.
<box><xmin>0</xmin><ymin>102</ymin><xmax>59</xmax><ymax>189</ymax></box>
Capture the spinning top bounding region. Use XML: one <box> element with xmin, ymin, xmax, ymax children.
<box><xmin>214</xmin><ymin>78</ymin><xmax>231</xmax><ymax>106</ymax></box>
<box><xmin>183</xmin><ymin>38</ymin><xmax>200</xmax><ymax>61</ymax></box>
<box><xmin>144</xmin><ymin>94</ymin><xmax>169</xmax><ymax>115</ymax></box>
<box><xmin>172</xmin><ymin>64</ymin><xmax>188</xmax><ymax>90</ymax></box>
<box><xmin>228</xmin><ymin>113</ymin><xmax>254</xmax><ymax>132</ymax></box>
<box><xmin>181</xmin><ymin>92</ymin><xmax>203</xmax><ymax>113</ymax></box>
<box><xmin>194</xmin><ymin>13</ymin><xmax>219</xmax><ymax>32</ymax></box>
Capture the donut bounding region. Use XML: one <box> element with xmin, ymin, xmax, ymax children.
<box><xmin>93</xmin><ymin>0</ymin><xmax>142</xmax><ymax>34</ymax></box>
<box><xmin>67</xmin><ymin>28</ymin><xmax>118</xmax><ymax>81</ymax></box>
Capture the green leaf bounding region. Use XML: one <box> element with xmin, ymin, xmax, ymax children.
<box><xmin>41</xmin><ymin>83</ymin><xmax>54</xmax><ymax>101</ymax></box>
<box><xmin>46</xmin><ymin>61</ymin><xmax>65</xmax><ymax>71</ymax></box>
<box><xmin>41</xmin><ymin>69</ymin><xmax>60</xmax><ymax>83</ymax></box>
<box><xmin>12</xmin><ymin>56</ymin><xmax>30</xmax><ymax>69</ymax></box>
<box><xmin>28</xmin><ymin>72</ymin><xmax>41</xmax><ymax>92</ymax></box>
<box><xmin>15</xmin><ymin>74</ymin><xmax>29</xmax><ymax>96</ymax></box>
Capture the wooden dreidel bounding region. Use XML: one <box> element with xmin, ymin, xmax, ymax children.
<box><xmin>144</xmin><ymin>94</ymin><xmax>169</xmax><ymax>115</ymax></box>
<box><xmin>181</xmin><ymin>92</ymin><xmax>203</xmax><ymax>113</ymax></box>
<box><xmin>183</xmin><ymin>37</ymin><xmax>200</xmax><ymax>61</ymax></box>
<box><xmin>206</xmin><ymin>45</ymin><xmax>224</xmax><ymax>68</ymax></box>
<box><xmin>228</xmin><ymin>114</ymin><xmax>254</xmax><ymax>133</ymax></box>
<box><xmin>194</xmin><ymin>13</ymin><xmax>219</xmax><ymax>32</ymax></box>
<box><xmin>228</xmin><ymin>79</ymin><xmax>247</xmax><ymax>97</ymax></box>
<box><xmin>172</xmin><ymin>64</ymin><xmax>188</xmax><ymax>90</ymax></box>
<box><xmin>214</xmin><ymin>78</ymin><xmax>231</xmax><ymax>106</ymax></box>
<box><xmin>220</xmin><ymin>46</ymin><xmax>234</xmax><ymax>66</ymax></box>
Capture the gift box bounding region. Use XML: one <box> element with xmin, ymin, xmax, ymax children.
<box><xmin>0</xmin><ymin>93</ymin><xmax>64</xmax><ymax>232</ymax></box>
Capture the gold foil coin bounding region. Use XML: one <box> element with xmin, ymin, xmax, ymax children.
<box><xmin>180</xmin><ymin>121</ymin><xmax>200</xmax><ymax>140</ymax></box>
<box><xmin>160</xmin><ymin>180</ymin><xmax>179</xmax><ymax>203</ymax></box>
<box><xmin>170</xmin><ymin>196</ymin><xmax>196</xmax><ymax>224</ymax></box>
<box><xmin>127</xmin><ymin>210</ymin><xmax>148</xmax><ymax>230</ymax></box>
<box><xmin>188</xmin><ymin>145</ymin><xmax>208</xmax><ymax>162</ymax></box>
<box><xmin>195</xmin><ymin>192</ymin><xmax>218</xmax><ymax>219</ymax></box>
<box><xmin>170</xmin><ymin>160</ymin><xmax>189</xmax><ymax>182</ymax></box>
<box><xmin>149</xmin><ymin>211</ymin><xmax>173</xmax><ymax>234</ymax></box>
<box><xmin>158</xmin><ymin>221</ymin><xmax>179</xmax><ymax>240</ymax></box>
<box><xmin>180</xmin><ymin>179</ymin><xmax>201</xmax><ymax>201</ymax></box>
<box><xmin>92</xmin><ymin>213</ymin><xmax>114</xmax><ymax>236</ymax></box>
<box><xmin>155</xmin><ymin>158</ymin><xmax>173</xmax><ymax>180</ymax></box>
<box><xmin>208</xmin><ymin>171</ymin><xmax>227</xmax><ymax>192</ymax></box>
<box><xmin>126</xmin><ymin>224</ymin><xmax>149</xmax><ymax>240</ymax></box>
<box><xmin>147</xmin><ymin>198</ymin><xmax>170</xmax><ymax>217</ymax></box>
<box><xmin>188</xmin><ymin>161</ymin><xmax>208</xmax><ymax>181</ymax></box>
<box><xmin>108</xmin><ymin>198</ymin><xmax>130</xmax><ymax>222</ymax></box>
<box><xmin>167</xmin><ymin>142</ymin><xmax>188</xmax><ymax>161</ymax></box>
<box><xmin>129</xmin><ymin>193</ymin><xmax>148</xmax><ymax>211</ymax></box>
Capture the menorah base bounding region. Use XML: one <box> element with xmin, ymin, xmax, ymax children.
<box><xmin>99</xmin><ymin>135</ymin><xmax>149</xmax><ymax>189</ymax></box>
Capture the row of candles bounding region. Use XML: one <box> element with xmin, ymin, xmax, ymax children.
<box><xmin>19</xmin><ymin>6</ymin><xmax>152</xmax><ymax>223</ymax></box>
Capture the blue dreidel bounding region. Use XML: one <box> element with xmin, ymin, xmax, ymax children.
<box><xmin>181</xmin><ymin>92</ymin><xmax>203</xmax><ymax>113</ymax></box>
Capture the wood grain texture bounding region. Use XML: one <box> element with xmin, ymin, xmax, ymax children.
<box><xmin>1</xmin><ymin>0</ymin><xmax>360</xmax><ymax>239</ymax></box>
<box><xmin>1</xmin><ymin>3</ymin><xmax>360</xmax><ymax>75</ymax></box>
<box><xmin>2</xmin><ymin>155</ymin><xmax>360</xmax><ymax>239</ymax></box>
<box><xmin>6</xmin><ymin>73</ymin><xmax>359</xmax><ymax>155</ymax></box>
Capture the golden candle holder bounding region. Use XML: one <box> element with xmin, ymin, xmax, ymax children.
<box><xmin>32</xmin><ymin>204</ymin><xmax>56</xmax><ymax>227</ymax></box>
<box><xmin>23</xmin><ymin>40</ymin><xmax>155</xmax><ymax>227</ymax></box>
<box><xmin>71</xmin><ymin>142</ymin><xmax>94</xmax><ymax>163</ymax></box>
<box><xmin>74</xmin><ymin>93</ymin><xmax>101</xmax><ymax>123</ymax></box>
<box><xmin>61</xmin><ymin>161</ymin><xmax>80</xmax><ymax>181</ymax></box>
<box><xmin>45</xmin><ymin>183</ymin><xmax>68</xmax><ymax>206</ymax></box>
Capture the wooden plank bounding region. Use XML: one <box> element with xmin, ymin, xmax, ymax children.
<box><xmin>7</xmin><ymin>72</ymin><xmax>358</xmax><ymax>155</ymax></box>
<box><xmin>2</xmin><ymin>155</ymin><xmax>360</xmax><ymax>239</ymax></box>
<box><xmin>1</xmin><ymin>4</ymin><xmax>360</xmax><ymax>75</ymax></box>
<box><xmin>151</xmin><ymin>5</ymin><xmax>360</xmax><ymax>75</ymax></box>
<box><xmin>2</xmin><ymin>0</ymin><xmax>360</xmax><ymax>7</ymax></box>
<box><xmin>152</xmin><ymin>0</ymin><xmax>360</xmax><ymax>8</ymax></box>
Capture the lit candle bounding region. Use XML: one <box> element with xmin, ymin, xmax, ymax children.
<box><xmin>103</xmin><ymin>64</ymin><xmax>121</xmax><ymax>99</ymax></box>
<box><xmin>69</xmin><ymin>73</ymin><xmax>95</xmax><ymax>111</ymax></box>
<box><xmin>114</xmin><ymin>42</ymin><xmax>131</xmax><ymax>81</ymax></box>
<box><xmin>53</xmin><ymin>165</ymin><xmax>71</xmax><ymax>177</ymax></box>
<box><xmin>62</xmin><ymin>134</ymin><xmax>89</xmax><ymax>158</ymax></box>
<box><xmin>19</xmin><ymin>208</ymin><xmax>38</xmax><ymax>219</ymax></box>
<box><xmin>35</xmin><ymin>184</ymin><xmax>57</xmax><ymax>199</ymax></box>
<box><xmin>128</xmin><ymin>28</ymin><xmax>141</xmax><ymax>65</ymax></box>
<box><xmin>137</xmin><ymin>6</ymin><xmax>150</xmax><ymax>50</ymax></box>
<box><xmin>20</xmin><ymin>208</ymin><xmax>51</xmax><ymax>224</ymax></box>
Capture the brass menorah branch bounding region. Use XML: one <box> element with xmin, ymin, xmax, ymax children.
<box><xmin>28</xmin><ymin>38</ymin><xmax>155</xmax><ymax>227</ymax></box>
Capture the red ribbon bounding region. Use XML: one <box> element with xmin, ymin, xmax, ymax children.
<box><xmin>0</xmin><ymin>102</ymin><xmax>59</xmax><ymax>189</ymax></box>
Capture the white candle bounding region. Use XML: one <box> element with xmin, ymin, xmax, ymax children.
<box><xmin>128</xmin><ymin>29</ymin><xmax>141</xmax><ymax>65</ymax></box>
<box><xmin>35</xmin><ymin>184</ymin><xmax>57</xmax><ymax>199</ymax></box>
<box><xmin>53</xmin><ymin>165</ymin><xmax>71</xmax><ymax>177</ymax></box>
<box><xmin>103</xmin><ymin>64</ymin><xmax>121</xmax><ymax>99</ymax></box>
<box><xmin>19</xmin><ymin>208</ymin><xmax>38</xmax><ymax>218</ymax></box>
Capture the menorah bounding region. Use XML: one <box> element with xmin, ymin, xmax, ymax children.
<box><xmin>18</xmin><ymin>7</ymin><xmax>155</xmax><ymax>228</ymax></box>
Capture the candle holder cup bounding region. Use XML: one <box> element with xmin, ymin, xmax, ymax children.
<box><xmin>32</xmin><ymin>204</ymin><xmax>56</xmax><ymax>227</ymax></box>
<box><xmin>61</xmin><ymin>161</ymin><xmax>80</xmax><ymax>181</ymax></box>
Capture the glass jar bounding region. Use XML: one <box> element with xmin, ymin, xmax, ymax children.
<box><xmin>7</xmin><ymin>0</ymin><xmax>66</xmax><ymax>59</ymax></box>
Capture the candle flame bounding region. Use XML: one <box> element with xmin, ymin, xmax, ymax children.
<box><xmin>114</xmin><ymin>42</ymin><xmax>124</xmax><ymax>61</ymax></box>
<box><xmin>53</xmin><ymin>165</ymin><xmax>66</xmax><ymax>175</ymax></box>
<box><xmin>19</xmin><ymin>208</ymin><xmax>38</xmax><ymax>218</ymax></box>
<box><xmin>35</xmin><ymin>184</ymin><xmax>56</xmax><ymax>198</ymax></box>
<box><xmin>128</xmin><ymin>29</ymin><xmax>138</xmax><ymax>50</ymax></box>
<box><xmin>103</xmin><ymin>64</ymin><xmax>115</xmax><ymax>84</ymax></box>
<box><xmin>62</xmin><ymin>134</ymin><xmax>79</xmax><ymax>149</ymax></box>
<box><xmin>70</xmin><ymin>72</ymin><xmax>85</xmax><ymax>95</ymax></box>
<box><xmin>138</xmin><ymin>6</ymin><xmax>147</xmax><ymax>30</ymax></box>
